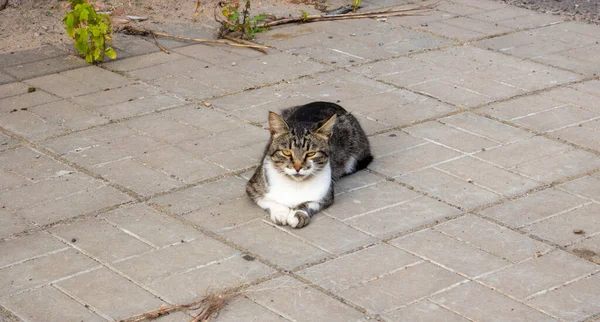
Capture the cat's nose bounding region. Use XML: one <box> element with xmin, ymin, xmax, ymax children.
<box><xmin>294</xmin><ymin>165</ymin><xmax>302</xmax><ymax>172</ymax></box>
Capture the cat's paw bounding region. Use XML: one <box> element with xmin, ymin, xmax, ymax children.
<box><xmin>270</xmin><ymin>207</ymin><xmax>290</xmax><ymax>226</ymax></box>
<box><xmin>288</xmin><ymin>210</ymin><xmax>310</xmax><ymax>229</ymax></box>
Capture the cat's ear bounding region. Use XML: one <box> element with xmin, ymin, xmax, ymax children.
<box><xmin>315</xmin><ymin>114</ymin><xmax>337</xmax><ymax>139</ymax></box>
<box><xmin>268</xmin><ymin>112</ymin><xmax>289</xmax><ymax>136</ymax></box>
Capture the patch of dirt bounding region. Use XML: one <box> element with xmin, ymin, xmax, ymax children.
<box><xmin>497</xmin><ymin>0</ymin><xmax>600</xmax><ymax>24</ymax></box>
<box><xmin>571</xmin><ymin>248</ymin><xmax>600</xmax><ymax>264</ymax></box>
<box><xmin>0</xmin><ymin>0</ymin><xmax>325</xmax><ymax>54</ymax></box>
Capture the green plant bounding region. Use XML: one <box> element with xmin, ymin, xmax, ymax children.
<box><xmin>63</xmin><ymin>0</ymin><xmax>116</xmax><ymax>64</ymax></box>
<box><xmin>221</xmin><ymin>0</ymin><xmax>267</xmax><ymax>39</ymax></box>
<box><xmin>352</xmin><ymin>0</ymin><xmax>360</xmax><ymax>12</ymax></box>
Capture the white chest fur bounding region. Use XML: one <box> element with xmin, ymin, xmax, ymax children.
<box><xmin>263</xmin><ymin>159</ymin><xmax>332</xmax><ymax>208</ymax></box>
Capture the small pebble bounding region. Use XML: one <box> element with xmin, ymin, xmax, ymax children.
<box><xmin>350</xmin><ymin>33</ymin><xmax>356</xmax><ymax>36</ymax></box>
<box><xmin>378</xmin><ymin>42</ymin><xmax>384</xmax><ymax>46</ymax></box>
<box><xmin>71</xmin><ymin>238</ymin><xmax>77</xmax><ymax>243</ymax></box>
<box><xmin>27</xmin><ymin>87</ymin><xmax>36</xmax><ymax>93</ymax></box>
<box><xmin>573</xmin><ymin>229</ymin><xmax>585</xmax><ymax>235</ymax></box>
<box><xmin>203</xmin><ymin>102</ymin><xmax>211</xmax><ymax>107</ymax></box>
<box><xmin>231</xmin><ymin>62</ymin><xmax>236</xmax><ymax>66</ymax></box>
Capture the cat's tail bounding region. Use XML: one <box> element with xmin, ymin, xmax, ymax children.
<box><xmin>355</xmin><ymin>154</ymin><xmax>373</xmax><ymax>171</ymax></box>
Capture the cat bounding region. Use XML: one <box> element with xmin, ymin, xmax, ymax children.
<box><xmin>246</xmin><ymin>101</ymin><xmax>373</xmax><ymax>228</ymax></box>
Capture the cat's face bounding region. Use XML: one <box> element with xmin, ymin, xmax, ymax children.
<box><xmin>267</xmin><ymin>112</ymin><xmax>336</xmax><ymax>181</ymax></box>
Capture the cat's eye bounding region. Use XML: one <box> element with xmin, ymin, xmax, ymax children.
<box><xmin>281</xmin><ymin>150</ymin><xmax>292</xmax><ymax>157</ymax></box>
<box><xmin>306</xmin><ymin>152</ymin><xmax>317</xmax><ymax>158</ymax></box>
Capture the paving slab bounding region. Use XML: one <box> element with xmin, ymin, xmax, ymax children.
<box><xmin>3</xmin><ymin>2</ymin><xmax>600</xmax><ymax>321</ymax></box>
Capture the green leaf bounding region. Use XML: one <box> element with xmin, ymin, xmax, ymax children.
<box><xmin>249</xmin><ymin>14</ymin><xmax>267</xmax><ymax>22</ymax></box>
<box><xmin>65</xmin><ymin>13</ymin><xmax>75</xmax><ymax>27</ymax></box>
<box><xmin>352</xmin><ymin>0</ymin><xmax>360</xmax><ymax>11</ymax></box>
<box><xmin>300</xmin><ymin>10</ymin><xmax>308</xmax><ymax>22</ymax></box>
<box><xmin>105</xmin><ymin>47</ymin><xmax>117</xmax><ymax>59</ymax></box>
<box><xmin>85</xmin><ymin>52</ymin><xmax>93</xmax><ymax>63</ymax></box>
<box><xmin>94</xmin><ymin>47</ymin><xmax>102</xmax><ymax>60</ymax></box>
<box><xmin>79</xmin><ymin>8</ymin><xmax>90</xmax><ymax>21</ymax></box>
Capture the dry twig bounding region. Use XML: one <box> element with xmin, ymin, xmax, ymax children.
<box><xmin>122</xmin><ymin>26</ymin><xmax>269</xmax><ymax>53</ymax></box>
<box><xmin>120</xmin><ymin>292</ymin><xmax>238</xmax><ymax>322</ymax></box>
<box><xmin>260</xmin><ymin>4</ymin><xmax>434</xmax><ymax>27</ymax></box>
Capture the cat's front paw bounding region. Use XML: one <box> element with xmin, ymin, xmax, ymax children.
<box><xmin>270</xmin><ymin>208</ymin><xmax>290</xmax><ymax>226</ymax></box>
<box><xmin>287</xmin><ymin>210</ymin><xmax>310</xmax><ymax>229</ymax></box>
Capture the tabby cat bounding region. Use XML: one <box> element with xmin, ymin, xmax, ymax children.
<box><xmin>246</xmin><ymin>101</ymin><xmax>373</xmax><ymax>228</ymax></box>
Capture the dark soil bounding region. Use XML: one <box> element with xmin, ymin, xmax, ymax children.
<box><xmin>497</xmin><ymin>0</ymin><xmax>600</xmax><ymax>24</ymax></box>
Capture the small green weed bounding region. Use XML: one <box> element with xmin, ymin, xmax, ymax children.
<box><xmin>221</xmin><ymin>0</ymin><xmax>267</xmax><ymax>39</ymax></box>
<box><xmin>63</xmin><ymin>0</ymin><xmax>116</xmax><ymax>64</ymax></box>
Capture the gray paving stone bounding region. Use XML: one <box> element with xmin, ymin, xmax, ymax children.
<box><xmin>0</xmin><ymin>71</ymin><xmax>16</xmax><ymax>85</ymax></box>
<box><xmin>440</xmin><ymin>113</ymin><xmax>533</xmax><ymax>144</ymax></box>
<box><xmin>56</xmin><ymin>267</ymin><xmax>164</xmax><ymax>321</ymax></box>
<box><xmin>102</xmin><ymin>203</ymin><xmax>201</xmax><ymax>247</ymax></box>
<box><xmin>522</xmin><ymin>203</ymin><xmax>600</xmax><ymax>247</ymax></box>
<box><xmin>528</xmin><ymin>273</ymin><xmax>600</xmax><ymax>322</ymax></box>
<box><xmin>94</xmin><ymin>158</ymin><xmax>184</xmax><ymax>197</ymax></box>
<box><xmin>173</xmin><ymin>43</ymin><xmax>260</xmax><ymax>65</ymax></box>
<box><xmin>332</xmin><ymin>171</ymin><xmax>384</xmax><ymax>195</ymax></box>
<box><xmin>435</xmin><ymin>215</ymin><xmax>552</xmax><ymax>263</ymax></box>
<box><xmin>177</xmin><ymin>124</ymin><xmax>267</xmax><ymax>157</ymax></box>
<box><xmin>567</xmin><ymin>234</ymin><xmax>600</xmax><ymax>264</ymax></box>
<box><xmin>0</xmin><ymin>208</ymin><xmax>33</xmax><ymax>239</ymax></box>
<box><xmin>325</xmin><ymin>181</ymin><xmax>421</xmax><ymax>220</ymax></box>
<box><xmin>114</xmin><ymin>236</ymin><xmax>237</xmax><ymax>284</ymax></box>
<box><xmin>0</xmin><ymin>90</ymin><xmax>61</xmax><ymax>114</ymax></box>
<box><xmin>247</xmin><ymin>276</ymin><xmax>366</xmax><ymax>322</ymax></box>
<box><xmin>185</xmin><ymin>196</ymin><xmax>266</xmax><ymax>232</ymax></box>
<box><xmin>280</xmin><ymin>216</ymin><xmax>376</xmax><ymax>254</ymax></box>
<box><xmin>4</xmin><ymin>56</ymin><xmax>87</xmax><ymax>80</ymax></box>
<box><xmin>346</xmin><ymin>195</ymin><xmax>462</xmax><ymax>239</ymax></box>
<box><xmin>406</xmin><ymin>121</ymin><xmax>501</xmax><ymax>153</ymax></box>
<box><xmin>552</xmin><ymin>119</ymin><xmax>600</xmax><ymax>151</ymax></box>
<box><xmin>149</xmin><ymin>255</ymin><xmax>276</xmax><ymax>304</ymax></box>
<box><xmin>19</xmin><ymin>185</ymin><xmax>133</xmax><ymax>226</ymax></box>
<box><xmin>480</xmin><ymin>188</ymin><xmax>587</xmax><ymax>228</ymax></box>
<box><xmin>560</xmin><ymin>175</ymin><xmax>600</xmax><ymax>201</ymax></box>
<box><xmin>478</xmin><ymin>94</ymin><xmax>569</xmax><ymax>121</ymax></box>
<box><xmin>151</xmin><ymin>176</ymin><xmax>246</xmax><ymax>215</ymax></box>
<box><xmin>204</xmin><ymin>141</ymin><xmax>265</xmax><ymax>171</ymax></box>
<box><xmin>0</xmin><ymin>249</ymin><xmax>98</xmax><ymax>297</ymax></box>
<box><xmin>339</xmin><ymin>261</ymin><xmax>465</xmax><ymax>313</ymax></box>
<box><xmin>162</xmin><ymin>105</ymin><xmax>247</xmax><ymax>134</ymax></box>
<box><xmin>216</xmin><ymin>296</ymin><xmax>289</xmax><ymax>322</ymax></box>
<box><xmin>475</xmin><ymin>136</ymin><xmax>571</xmax><ymax>169</ymax></box>
<box><xmin>367</xmin><ymin>130</ymin><xmax>425</xmax><ymax>159</ymax></box>
<box><xmin>0</xmin><ymin>172</ymin><xmax>102</xmax><ymax>210</ymax></box>
<box><xmin>0</xmin><ymin>286</ymin><xmax>105</xmax><ymax>322</ymax></box>
<box><xmin>127</xmin><ymin>58</ymin><xmax>208</xmax><ymax>81</ymax></box>
<box><xmin>50</xmin><ymin>217</ymin><xmax>154</xmax><ymax>263</ymax></box>
<box><xmin>95</xmin><ymin>92</ymin><xmax>184</xmax><ymax>120</ymax></box>
<box><xmin>541</xmin><ymin>87</ymin><xmax>600</xmax><ymax>112</ymax></box>
<box><xmin>230</xmin><ymin>52</ymin><xmax>327</xmax><ymax>83</ymax></box>
<box><xmin>220</xmin><ymin>220</ymin><xmax>329</xmax><ymax>270</ymax></box>
<box><xmin>103</xmin><ymin>51</ymin><xmax>187</xmax><ymax>72</ymax></box>
<box><xmin>468</xmin><ymin>6</ymin><xmax>542</xmax><ymax>22</ymax></box>
<box><xmin>0</xmin><ymin>147</ymin><xmax>70</xmax><ymax>182</ymax></box>
<box><xmin>0</xmin><ymin>46</ymin><xmax>66</xmax><ymax>69</ymax></box>
<box><xmin>357</xmin><ymin>98</ymin><xmax>459</xmax><ymax>129</ymax></box>
<box><xmin>383</xmin><ymin>300</ymin><xmax>470</xmax><ymax>322</ymax></box>
<box><xmin>369</xmin><ymin>142</ymin><xmax>463</xmax><ymax>178</ymax></box>
<box><xmin>0</xmin><ymin>110</ymin><xmax>67</xmax><ymax>141</ymax></box>
<box><xmin>41</xmin><ymin>125</ymin><xmax>169</xmax><ymax>168</ymax></box>
<box><xmin>69</xmin><ymin>83</ymin><xmax>163</xmax><ymax>109</ymax></box>
<box><xmin>513</xmin><ymin>149</ymin><xmax>600</xmax><ymax>183</ymax></box>
<box><xmin>298</xmin><ymin>244</ymin><xmax>421</xmax><ymax>293</ymax></box>
<box><xmin>123</xmin><ymin>113</ymin><xmax>210</xmax><ymax>144</ymax></box>
<box><xmin>0</xmin><ymin>233</ymin><xmax>66</xmax><ymax>268</ymax></box>
<box><xmin>29</xmin><ymin>100</ymin><xmax>108</xmax><ymax>131</ymax></box>
<box><xmin>438</xmin><ymin>157</ymin><xmax>541</xmax><ymax>196</ymax></box>
<box><xmin>392</xmin><ymin>229</ymin><xmax>510</xmax><ymax>277</ymax></box>
<box><xmin>431</xmin><ymin>282</ymin><xmax>557</xmax><ymax>322</ymax></box>
<box><xmin>0</xmin><ymin>82</ymin><xmax>30</xmax><ymax>99</ymax></box>
<box><xmin>0</xmin><ymin>168</ymin><xmax>28</xmax><ymax>191</ymax></box>
<box><xmin>479</xmin><ymin>250</ymin><xmax>598</xmax><ymax>300</ymax></box>
<box><xmin>511</xmin><ymin>104</ymin><xmax>598</xmax><ymax>133</ymax></box>
<box><xmin>400</xmin><ymin>168</ymin><xmax>502</xmax><ymax>209</ymax></box>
